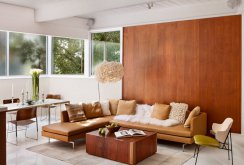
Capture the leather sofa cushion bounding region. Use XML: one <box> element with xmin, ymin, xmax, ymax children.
<box><xmin>112</xmin><ymin>120</ymin><xmax>192</xmax><ymax>137</ymax></box>
<box><xmin>83</xmin><ymin>102</ymin><xmax>103</xmax><ymax>119</ymax></box>
<box><xmin>43</xmin><ymin>116</ymin><xmax>114</xmax><ymax>136</ymax></box>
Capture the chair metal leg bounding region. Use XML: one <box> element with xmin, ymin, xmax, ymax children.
<box><xmin>15</xmin><ymin>124</ymin><xmax>18</xmax><ymax>145</ymax></box>
<box><xmin>195</xmin><ymin>145</ymin><xmax>200</xmax><ymax>165</ymax></box>
<box><xmin>36</xmin><ymin>117</ymin><xmax>39</xmax><ymax>140</ymax></box>
<box><xmin>193</xmin><ymin>144</ymin><xmax>197</xmax><ymax>158</ymax></box>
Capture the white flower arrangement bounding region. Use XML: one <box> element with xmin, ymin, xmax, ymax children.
<box><xmin>30</xmin><ymin>68</ymin><xmax>43</xmax><ymax>75</ymax></box>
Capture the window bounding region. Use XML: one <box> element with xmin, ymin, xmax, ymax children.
<box><xmin>91</xmin><ymin>31</ymin><xmax>120</xmax><ymax>74</ymax></box>
<box><xmin>52</xmin><ymin>37</ymin><xmax>84</xmax><ymax>74</ymax></box>
<box><xmin>9</xmin><ymin>32</ymin><xmax>47</xmax><ymax>75</ymax></box>
<box><xmin>0</xmin><ymin>31</ymin><xmax>7</xmax><ymax>76</ymax></box>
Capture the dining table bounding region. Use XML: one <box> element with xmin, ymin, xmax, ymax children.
<box><xmin>0</xmin><ymin>99</ymin><xmax>70</xmax><ymax>125</ymax></box>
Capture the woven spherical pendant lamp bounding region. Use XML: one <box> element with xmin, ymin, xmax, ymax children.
<box><xmin>95</xmin><ymin>61</ymin><xmax>124</xmax><ymax>100</ymax></box>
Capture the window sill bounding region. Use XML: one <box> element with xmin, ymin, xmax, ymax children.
<box><xmin>0</xmin><ymin>75</ymin><xmax>96</xmax><ymax>79</ymax></box>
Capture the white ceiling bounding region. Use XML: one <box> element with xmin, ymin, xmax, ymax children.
<box><xmin>0</xmin><ymin>0</ymin><xmax>235</xmax><ymax>22</ymax></box>
<box><xmin>0</xmin><ymin>0</ymin><xmax>66</xmax><ymax>9</ymax></box>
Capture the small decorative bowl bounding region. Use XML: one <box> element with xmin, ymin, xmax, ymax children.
<box><xmin>106</xmin><ymin>125</ymin><xmax>121</xmax><ymax>133</ymax></box>
<box><xmin>26</xmin><ymin>100</ymin><xmax>34</xmax><ymax>105</ymax></box>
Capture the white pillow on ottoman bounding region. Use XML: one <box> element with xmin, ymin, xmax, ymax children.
<box><xmin>100</xmin><ymin>100</ymin><xmax>111</xmax><ymax>116</ymax></box>
<box><xmin>169</xmin><ymin>102</ymin><xmax>188</xmax><ymax>124</ymax></box>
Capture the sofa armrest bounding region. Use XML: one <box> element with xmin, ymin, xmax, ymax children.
<box><xmin>190</xmin><ymin>112</ymin><xmax>207</xmax><ymax>136</ymax></box>
<box><xmin>61</xmin><ymin>111</ymin><xmax>70</xmax><ymax>123</ymax></box>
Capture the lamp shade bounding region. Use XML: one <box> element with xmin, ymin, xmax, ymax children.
<box><xmin>95</xmin><ymin>61</ymin><xmax>124</xmax><ymax>83</ymax></box>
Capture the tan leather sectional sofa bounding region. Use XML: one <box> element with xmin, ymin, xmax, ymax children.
<box><xmin>42</xmin><ymin>110</ymin><xmax>207</xmax><ymax>145</ymax></box>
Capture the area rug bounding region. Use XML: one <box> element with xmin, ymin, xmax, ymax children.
<box><xmin>27</xmin><ymin>140</ymin><xmax>193</xmax><ymax>165</ymax></box>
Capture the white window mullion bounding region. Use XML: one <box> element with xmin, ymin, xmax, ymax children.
<box><xmin>84</xmin><ymin>39</ymin><xmax>90</xmax><ymax>77</ymax></box>
<box><xmin>47</xmin><ymin>36</ymin><xmax>52</xmax><ymax>75</ymax></box>
<box><xmin>6</xmin><ymin>32</ymin><xmax>9</xmax><ymax>76</ymax></box>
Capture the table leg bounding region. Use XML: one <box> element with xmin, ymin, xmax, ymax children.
<box><xmin>48</xmin><ymin>106</ymin><xmax>51</xmax><ymax>125</ymax></box>
<box><xmin>0</xmin><ymin>111</ymin><xmax>6</xmax><ymax>165</ymax></box>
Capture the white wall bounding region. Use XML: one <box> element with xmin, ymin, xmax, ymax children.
<box><xmin>0</xmin><ymin>77</ymin><xmax>122</xmax><ymax>104</ymax></box>
<box><xmin>48</xmin><ymin>77</ymin><xmax>122</xmax><ymax>104</ymax></box>
<box><xmin>0</xmin><ymin>3</ymin><xmax>89</xmax><ymax>38</ymax></box>
<box><xmin>0</xmin><ymin>77</ymin><xmax>49</xmax><ymax>102</ymax></box>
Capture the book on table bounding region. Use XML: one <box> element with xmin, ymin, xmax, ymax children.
<box><xmin>114</xmin><ymin>129</ymin><xmax>146</xmax><ymax>138</ymax></box>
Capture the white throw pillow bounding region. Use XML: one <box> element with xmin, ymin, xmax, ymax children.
<box><xmin>144</xmin><ymin>105</ymin><xmax>154</xmax><ymax>118</ymax></box>
<box><xmin>135</xmin><ymin>104</ymin><xmax>151</xmax><ymax>117</ymax></box>
<box><xmin>169</xmin><ymin>102</ymin><xmax>188</xmax><ymax>124</ymax></box>
<box><xmin>100</xmin><ymin>100</ymin><xmax>111</xmax><ymax>116</ymax></box>
<box><xmin>135</xmin><ymin>104</ymin><xmax>145</xmax><ymax>116</ymax></box>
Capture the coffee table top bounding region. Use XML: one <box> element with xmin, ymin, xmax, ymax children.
<box><xmin>86</xmin><ymin>127</ymin><xmax>156</xmax><ymax>142</ymax></box>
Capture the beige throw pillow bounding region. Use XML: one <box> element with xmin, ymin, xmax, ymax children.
<box><xmin>109</xmin><ymin>99</ymin><xmax>119</xmax><ymax>115</ymax></box>
<box><xmin>151</xmin><ymin>103</ymin><xmax>170</xmax><ymax>120</ymax></box>
<box><xmin>65</xmin><ymin>104</ymin><xmax>86</xmax><ymax>122</ymax></box>
<box><xmin>169</xmin><ymin>102</ymin><xmax>188</xmax><ymax>124</ymax></box>
<box><xmin>116</xmin><ymin>100</ymin><xmax>136</xmax><ymax>115</ymax></box>
<box><xmin>83</xmin><ymin>102</ymin><xmax>103</xmax><ymax>119</ymax></box>
<box><xmin>184</xmin><ymin>106</ymin><xmax>201</xmax><ymax>127</ymax></box>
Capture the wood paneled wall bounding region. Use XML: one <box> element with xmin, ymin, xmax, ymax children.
<box><xmin>123</xmin><ymin>15</ymin><xmax>242</xmax><ymax>133</ymax></box>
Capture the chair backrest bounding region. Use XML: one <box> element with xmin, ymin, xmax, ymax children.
<box><xmin>215</xmin><ymin>118</ymin><xmax>233</xmax><ymax>143</ymax></box>
<box><xmin>3</xmin><ymin>98</ymin><xmax>20</xmax><ymax>104</ymax></box>
<box><xmin>46</xmin><ymin>94</ymin><xmax>61</xmax><ymax>99</ymax></box>
<box><xmin>16</xmin><ymin>107</ymin><xmax>37</xmax><ymax>121</ymax></box>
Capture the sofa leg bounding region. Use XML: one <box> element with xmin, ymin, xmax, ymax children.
<box><xmin>48</xmin><ymin>138</ymin><xmax>50</xmax><ymax>143</ymax></box>
<box><xmin>182</xmin><ymin>144</ymin><xmax>186</xmax><ymax>152</ymax></box>
<box><xmin>70</xmin><ymin>141</ymin><xmax>75</xmax><ymax>150</ymax></box>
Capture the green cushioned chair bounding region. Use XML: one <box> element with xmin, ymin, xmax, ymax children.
<box><xmin>193</xmin><ymin>118</ymin><xmax>233</xmax><ymax>165</ymax></box>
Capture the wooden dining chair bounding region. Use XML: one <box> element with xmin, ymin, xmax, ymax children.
<box><xmin>40</xmin><ymin>94</ymin><xmax>61</xmax><ymax>121</ymax></box>
<box><xmin>7</xmin><ymin>107</ymin><xmax>38</xmax><ymax>145</ymax></box>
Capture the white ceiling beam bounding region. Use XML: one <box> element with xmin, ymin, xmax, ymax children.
<box><xmin>35</xmin><ymin>0</ymin><xmax>153</xmax><ymax>22</ymax></box>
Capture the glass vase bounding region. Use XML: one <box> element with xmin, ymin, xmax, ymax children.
<box><xmin>32</xmin><ymin>74</ymin><xmax>39</xmax><ymax>101</ymax></box>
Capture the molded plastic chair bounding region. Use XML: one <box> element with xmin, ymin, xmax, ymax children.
<box><xmin>193</xmin><ymin>118</ymin><xmax>233</xmax><ymax>165</ymax></box>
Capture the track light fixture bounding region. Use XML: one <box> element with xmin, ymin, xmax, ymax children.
<box><xmin>227</xmin><ymin>0</ymin><xmax>241</xmax><ymax>9</ymax></box>
<box><xmin>147</xmin><ymin>2</ymin><xmax>154</xmax><ymax>9</ymax></box>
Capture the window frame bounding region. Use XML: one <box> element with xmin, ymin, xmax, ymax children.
<box><xmin>89</xmin><ymin>27</ymin><xmax>123</xmax><ymax>77</ymax></box>
<box><xmin>0</xmin><ymin>27</ymin><xmax>123</xmax><ymax>79</ymax></box>
<box><xmin>50</xmin><ymin>35</ymin><xmax>87</xmax><ymax>76</ymax></box>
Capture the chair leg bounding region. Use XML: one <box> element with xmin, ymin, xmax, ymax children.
<box><xmin>15</xmin><ymin>124</ymin><xmax>18</xmax><ymax>145</ymax></box>
<box><xmin>193</xmin><ymin>144</ymin><xmax>197</xmax><ymax>158</ymax></box>
<box><xmin>195</xmin><ymin>145</ymin><xmax>200</xmax><ymax>165</ymax></box>
<box><xmin>36</xmin><ymin>117</ymin><xmax>39</xmax><ymax>140</ymax></box>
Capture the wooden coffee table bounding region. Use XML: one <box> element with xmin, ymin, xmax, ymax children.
<box><xmin>86</xmin><ymin>128</ymin><xmax>157</xmax><ymax>165</ymax></box>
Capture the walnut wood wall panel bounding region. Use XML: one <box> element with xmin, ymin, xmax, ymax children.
<box><xmin>123</xmin><ymin>15</ymin><xmax>241</xmax><ymax>133</ymax></box>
